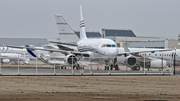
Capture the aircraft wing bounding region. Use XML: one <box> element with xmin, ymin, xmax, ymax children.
<box><xmin>57</xmin><ymin>44</ymin><xmax>74</xmax><ymax>51</ymax></box>
<box><xmin>49</xmin><ymin>41</ymin><xmax>77</xmax><ymax>46</ymax></box>
<box><xmin>7</xmin><ymin>45</ymin><xmax>70</xmax><ymax>55</ymax></box>
<box><xmin>119</xmin><ymin>43</ymin><xmax>173</xmax><ymax>56</ymax></box>
<box><xmin>7</xmin><ymin>45</ymin><xmax>91</xmax><ymax>57</ymax></box>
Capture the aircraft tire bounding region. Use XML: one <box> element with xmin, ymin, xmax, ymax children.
<box><xmin>133</xmin><ymin>66</ymin><xmax>137</xmax><ymax>70</ymax></box>
<box><xmin>110</xmin><ymin>64</ymin><xmax>113</xmax><ymax>70</ymax></box>
<box><xmin>136</xmin><ymin>66</ymin><xmax>140</xmax><ymax>71</ymax></box>
<box><xmin>104</xmin><ymin>66</ymin><xmax>109</xmax><ymax>70</ymax></box>
<box><xmin>115</xmin><ymin>64</ymin><xmax>119</xmax><ymax>70</ymax></box>
<box><xmin>133</xmin><ymin>65</ymin><xmax>140</xmax><ymax>71</ymax></box>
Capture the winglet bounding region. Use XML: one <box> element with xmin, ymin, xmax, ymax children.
<box><xmin>79</xmin><ymin>5</ymin><xmax>87</xmax><ymax>40</ymax></box>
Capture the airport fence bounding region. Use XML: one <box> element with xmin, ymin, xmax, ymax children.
<box><xmin>0</xmin><ymin>54</ymin><xmax>176</xmax><ymax>76</ymax></box>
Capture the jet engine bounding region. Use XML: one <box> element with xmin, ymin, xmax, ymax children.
<box><xmin>140</xmin><ymin>60</ymin><xmax>167</xmax><ymax>69</ymax></box>
<box><xmin>124</xmin><ymin>56</ymin><xmax>137</xmax><ymax>67</ymax></box>
<box><xmin>64</xmin><ymin>54</ymin><xmax>77</xmax><ymax>66</ymax></box>
<box><xmin>2</xmin><ymin>59</ymin><xmax>10</xmax><ymax>64</ymax></box>
<box><xmin>149</xmin><ymin>60</ymin><xmax>167</xmax><ymax>68</ymax></box>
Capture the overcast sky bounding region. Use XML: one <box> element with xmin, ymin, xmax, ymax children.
<box><xmin>0</xmin><ymin>0</ymin><xmax>180</xmax><ymax>38</ymax></box>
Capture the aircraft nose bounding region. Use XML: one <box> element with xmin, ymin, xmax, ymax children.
<box><xmin>109</xmin><ymin>48</ymin><xmax>118</xmax><ymax>56</ymax></box>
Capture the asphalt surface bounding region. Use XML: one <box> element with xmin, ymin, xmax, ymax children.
<box><xmin>0</xmin><ymin>68</ymin><xmax>179</xmax><ymax>76</ymax></box>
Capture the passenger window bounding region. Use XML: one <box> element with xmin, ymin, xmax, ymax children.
<box><xmin>155</xmin><ymin>54</ymin><xmax>157</xmax><ymax>56</ymax></box>
<box><xmin>160</xmin><ymin>54</ymin><xmax>161</xmax><ymax>56</ymax></box>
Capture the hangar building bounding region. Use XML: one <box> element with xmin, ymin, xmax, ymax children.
<box><xmin>102</xmin><ymin>28</ymin><xmax>178</xmax><ymax>49</ymax></box>
<box><xmin>0</xmin><ymin>29</ymin><xmax>178</xmax><ymax>49</ymax></box>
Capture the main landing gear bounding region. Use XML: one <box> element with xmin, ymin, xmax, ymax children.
<box><xmin>104</xmin><ymin>58</ymin><xmax>119</xmax><ymax>70</ymax></box>
<box><xmin>132</xmin><ymin>64</ymin><xmax>140</xmax><ymax>71</ymax></box>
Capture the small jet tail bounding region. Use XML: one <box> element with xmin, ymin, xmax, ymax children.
<box><xmin>79</xmin><ymin>5</ymin><xmax>87</xmax><ymax>40</ymax></box>
<box><xmin>25</xmin><ymin>45</ymin><xmax>37</xmax><ymax>57</ymax></box>
<box><xmin>55</xmin><ymin>14</ymin><xmax>79</xmax><ymax>43</ymax></box>
<box><xmin>25</xmin><ymin>45</ymin><xmax>50</xmax><ymax>64</ymax></box>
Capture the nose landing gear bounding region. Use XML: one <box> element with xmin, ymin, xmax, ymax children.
<box><xmin>104</xmin><ymin>58</ymin><xmax>119</xmax><ymax>70</ymax></box>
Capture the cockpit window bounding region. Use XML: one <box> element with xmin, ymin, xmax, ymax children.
<box><xmin>101</xmin><ymin>44</ymin><xmax>116</xmax><ymax>48</ymax></box>
<box><xmin>106</xmin><ymin>45</ymin><xmax>111</xmax><ymax>47</ymax></box>
<box><xmin>101</xmin><ymin>44</ymin><xmax>106</xmax><ymax>47</ymax></box>
<box><xmin>112</xmin><ymin>44</ymin><xmax>116</xmax><ymax>47</ymax></box>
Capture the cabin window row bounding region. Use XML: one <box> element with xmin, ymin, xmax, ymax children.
<box><xmin>139</xmin><ymin>53</ymin><xmax>178</xmax><ymax>57</ymax></box>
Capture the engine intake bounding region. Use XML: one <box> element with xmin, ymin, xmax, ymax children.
<box><xmin>64</xmin><ymin>54</ymin><xmax>77</xmax><ymax>66</ymax></box>
<box><xmin>124</xmin><ymin>56</ymin><xmax>137</xmax><ymax>67</ymax></box>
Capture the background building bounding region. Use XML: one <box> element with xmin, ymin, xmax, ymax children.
<box><xmin>0</xmin><ymin>38</ymin><xmax>47</xmax><ymax>47</ymax></box>
<box><xmin>74</xmin><ymin>31</ymin><xmax>101</xmax><ymax>38</ymax></box>
<box><xmin>0</xmin><ymin>29</ymin><xmax>178</xmax><ymax>49</ymax></box>
<box><xmin>102</xmin><ymin>28</ymin><xmax>178</xmax><ymax>49</ymax></box>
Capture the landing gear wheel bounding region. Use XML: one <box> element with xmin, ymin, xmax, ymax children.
<box><xmin>110</xmin><ymin>64</ymin><xmax>113</xmax><ymax>70</ymax></box>
<box><xmin>115</xmin><ymin>64</ymin><xmax>119</xmax><ymax>70</ymax></box>
<box><xmin>104</xmin><ymin>66</ymin><xmax>109</xmax><ymax>70</ymax></box>
<box><xmin>133</xmin><ymin>65</ymin><xmax>140</xmax><ymax>71</ymax></box>
<box><xmin>136</xmin><ymin>66</ymin><xmax>140</xmax><ymax>71</ymax></box>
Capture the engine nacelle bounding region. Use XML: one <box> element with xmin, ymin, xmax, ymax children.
<box><xmin>64</xmin><ymin>54</ymin><xmax>77</xmax><ymax>66</ymax></box>
<box><xmin>2</xmin><ymin>59</ymin><xmax>10</xmax><ymax>64</ymax></box>
<box><xmin>150</xmin><ymin>60</ymin><xmax>167</xmax><ymax>68</ymax></box>
<box><xmin>124</xmin><ymin>56</ymin><xmax>137</xmax><ymax>67</ymax></box>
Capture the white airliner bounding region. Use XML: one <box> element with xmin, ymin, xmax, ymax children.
<box><xmin>0</xmin><ymin>52</ymin><xmax>28</xmax><ymax>64</ymax></box>
<box><xmin>7</xmin><ymin>6</ymin><xmax>173</xmax><ymax>70</ymax></box>
<box><xmin>115</xmin><ymin>47</ymin><xmax>178</xmax><ymax>71</ymax></box>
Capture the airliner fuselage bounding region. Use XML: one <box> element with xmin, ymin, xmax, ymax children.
<box><xmin>77</xmin><ymin>38</ymin><xmax>118</xmax><ymax>61</ymax></box>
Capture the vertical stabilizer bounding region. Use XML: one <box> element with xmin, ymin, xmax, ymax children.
<box><xmin>79</xmin><ymin>6</ymin><xmax>87</xmax><ymax>40</ymax></box>
<box><xmin>55</xmin><ymin>14</ymin><xmax>79</xmax><ymax>43</ymax></box>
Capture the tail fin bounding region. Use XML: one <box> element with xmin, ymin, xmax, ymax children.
<box><xmin>5</xmin><ymin>47</ymin><xmax>11</xmax><ymax>53</ymax></box>
<box><xmin>2</xmin><ymin>44</ymin><xmax>5</xmax><ymax>53</ymax></box>
<box><xmin>39</xmin><ymin>53</ymin><xmax>49</xmax><ymax>64</ymax></box>
<box><xmin>79</xmin><ymin>5</ymin><xmax>87</xmax><ymax>40</ymax></box>
<box><xmin>55</xmin><ymin>14</ymin><xmax>79</xmax><ymax>43</ymax></box>
<box><xmin>25</xmin><ymin>45</ymin><xmax>37</xmax><ymax>57</ymax></box>
<box><xmin>25</xmin><ymin>45</ymin><xmax>49</xmax><ymax>64</ymax></box>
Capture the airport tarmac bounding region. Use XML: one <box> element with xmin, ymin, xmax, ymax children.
<box><xmin>1</xmin><ymin>67</ymin><xmax>180</xmax><ymax>75</ymax></box>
